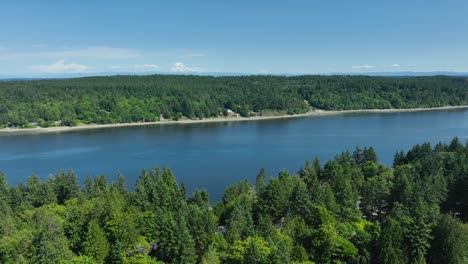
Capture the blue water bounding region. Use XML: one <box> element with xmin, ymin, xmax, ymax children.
<box><xmin>1</xmin><ymin>109</ymin><xmax>467</xmax><ymax>201</ymax></box>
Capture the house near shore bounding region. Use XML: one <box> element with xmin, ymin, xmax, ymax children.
<box><xmin>226</xmin><ymin>109</ymin><xmax>240</xmax><ymax>117</ymax></box>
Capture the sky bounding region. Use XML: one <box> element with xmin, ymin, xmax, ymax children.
<box><xmin>0</xmin><ymin>0</ymin><xmax>467</xmax><ymax>77</ymax></box>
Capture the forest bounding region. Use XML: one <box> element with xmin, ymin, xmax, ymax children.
<box><xmin>1</xmin><ymin>75</ymin><xmax>468</xmax><ymax>128</ymax></box>
<box><xmin>0</xmin><ymin>138</ymin><xmax>467</xmax><ymax>263</ymax></box>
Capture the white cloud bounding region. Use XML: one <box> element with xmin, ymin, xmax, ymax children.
<box><xmin>108</xmin><ymin>64</ymin><xmax>159</xmax><ymax>72</ymax></box>
<box><xmin>352</xmin><ymin>65</ymin><xmax>376</xmax><ymax>70</ymax></box>
<box><xmin>391</xmin><ymin>64</ymin><xmax>400</xmax><ymax>68</ymax></box>
<box><xmin>0</xmin><ymin>46</ymin><xmax>140</xmax><ymax>60</ymax></box>
<box><xmin>171</xmin><ymin>62</ymin><xmax>202</xmax><ymax>72</ymax></box>
<box><xmin>30</xmin><ymin>60</ymin><xmax>95</xmax><ymax>73</ymax></box>
<box><xmin>131</xmin><ymin>64</ymin><xmax>159</xmax><ymax>71</ymax></box>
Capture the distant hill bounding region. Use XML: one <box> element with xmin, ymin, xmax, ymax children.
<box><xmin>328</xmin><ymin>71</ymin><xmax>468</xmax><ymax>77</ymax></box>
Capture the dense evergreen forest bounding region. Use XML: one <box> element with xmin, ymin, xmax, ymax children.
<box><xmin>0</xmin><ymin>138</ymin><xmax>467</xmax><ymax>263</ymax></box>
<box><xmin>1</xmin><ymin>75</ymin><xmax>467</xmax><ymax>128</ymax></box>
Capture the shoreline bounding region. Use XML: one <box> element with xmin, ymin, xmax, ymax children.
<box><xmin>1</xmin><ymin>105</ymin><xmax>467</xmax><ymax>135</ymax></box>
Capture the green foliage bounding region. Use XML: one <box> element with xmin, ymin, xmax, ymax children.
<box><xmin>82</xmin><ymin>220</ymin><xmax>109</xmax><ymax>263</ymax></box>
<box><xmin>222</xmin><ymin>180</ymin><xmax>253</xmax><ymax>205</ymax></box>
<box><xmin>257</xmin><ymin>171</ymin><xmax>294</xmax><ymax>221</ymax></box>
<box><xmin>122</xmin><ymin>255</ymin><xmax>163</xmax><ymax>264</ymax></box>
<box><xmin>226</xmin><ymin>236</ymin><xmax>272</xmax><ymax>264</ymax></box>
<box><xmin>31</xmin><ymin>207</ymin><xmax>73</xmax><ymax>264</ymax></box>
<box><xmin>361</xmin><ymin>165</ymin><xmax>393</xmax><ymax>220</ymax></box>
<box><xmin>290</xmin><ymin>178</ymin><xmax>314</xmax><ymax>222</ymax></box>
<box><xmin>226</xmin><ymin>198</ymin><xmax>254</xmax><ymax>243</ymax></box>
<box><xmin>187</xmin><ymin>203</ymin><xmax>216</xmax><ymax>262</ymax></box>
<box><xmin>427</xmin><ymin>214</ymin><xmax>468</xmax><ymax>264</ymax></box>
<box><xmin>133</xmin><ymin>167</ymin><xmax>181</xmax><ymax>212</ymax></box>
<box><xmin>255</xmin><ymin>168</ymin><xmax>266</xmax><ymax>197</ymax></box>
<box><xmin>23</xmin><ymin>175</ymin><xmax>57</xmax><ymax>207</ymax></box>
<box><xmin>201</xmin><ymin>246</ymin><xmax>221</xmax><ymax>264</ymax></box>
<box><xmin>378</xmin><ymin>215</ymin><xmax>408</xmax><ymax>264</ymax></box>
<box><xmin>51</xmin><ymin>170</ymin><xmax>80</xmax><ymax>204</ymax></box>
<box><xmin>291</xmin><ymin>244</ymin><xmax>309</xmax><ymax>262</ymax></box>
<box><xmin>0</xmin><ymin>229</ymin><xmax>34</xmax><ymax>264</ymax></box>
<box><xmin>299</xmin><ymin>161</ymin><xmax>320</xmax><ymax>197</ymax></box>
<box><xmin>61</xmin><ymin>256</ymin><xmax>98</xmax><ymax>264</ymax></box>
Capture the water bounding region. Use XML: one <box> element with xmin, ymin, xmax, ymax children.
<box><xmin>1</xmin><ymin>109</ymin><xmax>467</xmax><ymax>201</ymax></box>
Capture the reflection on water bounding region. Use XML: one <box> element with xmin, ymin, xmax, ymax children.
<box><xmin>0</xmin><ymin>147</ymin><xmax>100</xmax><ymax>161</ymax></box>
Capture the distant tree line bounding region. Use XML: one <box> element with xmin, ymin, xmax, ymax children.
<box><xmin>0</xmin><ymin>75</ymin><xmax>467</xmax><ymax>128</ymax></box>
<box><xmin>0</xmin><ymin>137</ymin><xmax>467</xmax><ymax>263</ymax></box>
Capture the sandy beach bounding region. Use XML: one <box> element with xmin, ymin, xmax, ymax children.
<box><xmin>1</xmin><ymin>105</ymin><xmax>467</xmax><ymax>135</ymax></box>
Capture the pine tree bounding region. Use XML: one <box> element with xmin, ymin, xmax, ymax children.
<box><xmin>317</xmin><ymin>183</ymin><xmax>339</xmax><ymax>214</ymax></box>
<box><xmin>255</xmin><ymin>168</ymin><xmax>266</xmax><ymax>196</ymax></box>
<box><xmin>133</xmin><ymin>169</ymin><xmax>153</xmax><ymax>211</ymax></box>
<box><xmin>353</xmin><ymin>146</ymin><xmax>364</xmax><ymax>166</ymax></box>
<box><xmin>82</xmin><ymin>220</ymin><xmax>110</xmax><ymax>263</ymax></box>
<box><xmin>111</xmin><ymin>173</ymin><xmax>127</xmax><ymax>195</ymax></box>
<box><xmin>180</xmin><ymin>181</ymin><xmax>187</xmax><ymax>201</ymax></box>
<box><xmin>93</xmin><ymin>175</ymin><xmax>109</xmax><ymax>198</ymax></box>
<box><xmin>244</xmin><ymin>239</ymin><xmax>263</xmax><ymax>264</ymax></box>
<box><xmin>32</xmin><ymin>208</ymin><xmax>73</xmax><ymax>264</ymax></box>
<box><xmin>24</xmin><ymin>176</ymin><xmax>57</xmax><ymax>207</ymax></box>
<box><xmin>187</xmin><ymin>204</ymin><xmax>216</xmax><ymax>262</ymax></box>
<box><xmin>154</xmin><ymin>210</ymin><xmax>178</xmax><ymax>262</ymax></box>
<box><xmin>300</xmin><ymin>161</ymin><xmax>320</xmax><ymax>196</ymax></box>
<box><xmin>291</xmin><ymin>179</ymin><xmax>313</xmax><ymax>221</ymax></box>
<box><xmin>52</xmin><ymin>170</ymin><xmax>79</xmax><ymax>204</ymax></box>
<box><xmin>0</xmin><ymin>172</ymin><xmax>9</xmax><ymax>199</ymax></box>
<box><xmin>312</xmin><ymin>157</ymin><xmax>322</xmax><ymax>180</ymax></box>
<box><xmin>361</xmin><ymin>167</ymin><xmax>393</xmax><ymax>220</ymax></box>
<box><xmin>227</xmin><ymin>202</ymin><xmax>254</xmax><ymax>243</ymax></box>
<box><xmin>363</xmin><ymin>147</ymin><xmax>377</xmax><ymax>163</ymax></box>
<box><xmin>393</xmin><ymin>150</ymin><xmax>406</xmax><ymax>167</ymax></box>
<box><xmin>175</xmin><ymin>207</ymin><xmax>197</xmax><ymax>264</ymax></box>
<box><xmin>0</xmin><ymin>172</ymin><xmax>11</xmax><ymax>216</ymax></box>
<box><xmin>84</xmin><ymin>175</ymin><xmax>94</xmax><ymax>198</ymax></box>
<box><xmin>378</xmin><ymin>216</ymin><xmax>408</xmax><ymax>264</ymax></box>
<box><xmin>427</xmin><ymin>214</ymin><xmax>468</xmax><ymax>264</ymax></box>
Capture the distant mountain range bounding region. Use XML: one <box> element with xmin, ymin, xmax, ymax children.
<box><xmin>1</xmin><ymin>71</ymin><xmax>467</xmax><ymax>80</ymax></box>
<box><xmin>326</xmin><ymin>71</ymin><xmax>468</xmax><ymax>77</ymax></box>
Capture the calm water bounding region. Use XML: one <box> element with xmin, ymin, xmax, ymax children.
<box><xmin>1</xmin><ymin>109</ymin><xmax>467</xmax><ymax>201</ymax></box>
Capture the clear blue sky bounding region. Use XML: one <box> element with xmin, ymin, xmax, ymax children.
<box><xmin>1</xmin><ymin>0</ymin><xmax>467</xmax><ymax>76</ymax></box>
